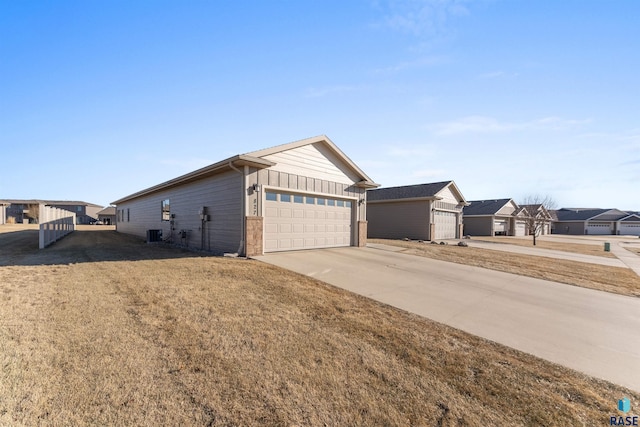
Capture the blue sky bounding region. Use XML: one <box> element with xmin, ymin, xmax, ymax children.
<box><xmin>2</xmin><ymin>1</ymin><xmax>638</xmax><ymax>210</ymax></box>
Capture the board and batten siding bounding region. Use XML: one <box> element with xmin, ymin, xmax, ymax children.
<box><xmin>367</xmin><ymin>200</ymin><xmax>430</xmax><ymax>240</ymax></box>
<box><xmin>260</xmin><ymin>142</ymin><xmax>360</xmax><ymax>185</ymax></box>
<box><xmin>116</xmin><ymin>170</ymin><xmax>243</xmax><ymax>254</ymax></box>
<box><xmin>497</xmin><ymin>202</ymin><xmax>517</xmax><ymax>216</ymax></box>
<box><xmin>436</xmin><ymin>186</ymin><xmax>460</xmax><ymax>205</ymax></box>
<box><xmin>246</xmin><ymin>164</ymin><xmax>366</xmax><ymax>222</ymax></box>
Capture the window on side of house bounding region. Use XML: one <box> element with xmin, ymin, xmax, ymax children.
<box><xmin>161</xmin><ymin>199</ymin><xmax>171</xmax><ymax>221</ymax></box>
<box><xmin>293</xmin><ymin>195</ymin><xmax>303</xmax><ymax>203</ymax></box>
<box><xmin>127</xmin><ymin>208</ymin><xmax>130</xmax><ymax>222</ymax></box>
<box><xmin>281</xmin><ymin>194</ymin><xmax>291</xmax><ymax>202</ymax></box>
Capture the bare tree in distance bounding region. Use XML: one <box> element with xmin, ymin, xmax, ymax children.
<box><xmin>520</xmin><ymin>194</ymin><xmax>557</xmax><ymax>246</ymax></box>
<box><xmin>25</xmin><ymin>203</ymin><xmax>40</xmax><ymax>224</ymax></box>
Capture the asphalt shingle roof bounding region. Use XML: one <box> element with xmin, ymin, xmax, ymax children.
<box><xmin>554</xmin><ymin>208</ymin><xmax>614</xmax><ymax>221</ymax></box>
<box><xmin>367</xmin><ymin>181</ymin><xmax>452</xmax><ymax>201</ymax></box>
<box><xmin>463</xmin><ymin>199</ymin><xmax>513</xmax><ymax>216</ymax></box>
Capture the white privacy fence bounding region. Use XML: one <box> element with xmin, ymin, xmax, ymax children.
<box><xmin>39</xmin><ymin>204</ymin><xmax>76</xmax><ymax>249</ymax></box>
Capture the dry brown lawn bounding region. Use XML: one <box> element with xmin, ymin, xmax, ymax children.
<box><xmin>470</xmin><ymin>236</ymin><xmax>616</xmax><ymax>258</ymax></box>
<box><xmin>1</xmin><ymin>226</ymin><xmax>638</xmax><ymax>426</ymax></box>
<box><xmin>369</xmin><ymin>239</ymin><xmax>640</xmax><ymax>297</ymax></box>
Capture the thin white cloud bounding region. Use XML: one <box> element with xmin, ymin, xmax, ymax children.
<box><xmin>379</xmin><ymin>0</ymin><xmax>470</xmax><ymax>37</ymax></box>
<box><xmin>432</xmin><ymin>115</ymin><xmax>591</xmax><ymax>135</ymax></box>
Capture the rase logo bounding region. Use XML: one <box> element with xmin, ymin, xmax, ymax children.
<box><xmin>610</xmin><ymin>397</ymin><xmax>638</xmax><ymax>426</ymax></box>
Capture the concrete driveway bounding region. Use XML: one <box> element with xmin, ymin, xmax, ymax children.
<box><xmin>254</xmin><ymin>245</ymin><xmax>640</xmax><ymax>392</ymax></box>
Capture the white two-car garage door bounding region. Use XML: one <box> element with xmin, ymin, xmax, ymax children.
<box><xmin>264</xmin><ymin>190</ymin><xmax>353</xmax><ymax>252</ymax></box>
<box><xmin>620</xmin><ymin>223</ymin><xmax>640</xmax><ymax>236</ymax></box>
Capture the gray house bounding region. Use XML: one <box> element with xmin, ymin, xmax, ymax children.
<box><xmin>552</xmin><ymin>208</ymin><xmax>630</xmax><ymax>235</ymax></box>
<box><xmin>618</xmin><ymin>213</ymin><xmax>640</xmax><ymax>236</ymax></box>
<box><xmin>367</xmin><ymin>181</ymin><xmax>468</xmax><ymax>241</ymax></box>
<box><xmin>112</xmin><ymin>135</ymin><xmax>379</xmax><ymax>256</ymax></box>
<box><xmin>0</xmin><ymin>200</ymin><xmax>102</xmax><ymax>224</ymax></box>
<box><xmin>463</xmin><ymin>198</ymin><xmax>528</xmax><ymax>236</ymax></box>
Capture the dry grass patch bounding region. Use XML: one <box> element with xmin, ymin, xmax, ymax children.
<box><xmin>370</xmin><ymin>239</ymin><xmax>640</xmax><ymax>297</ymax></box>
<box><xmin>1</xmin><ymin>229</ymin><xmax>638</xmax><ymax>425</ymax></box>
<box><xmin>471</xmin><ymin>236</ymin><xmax>616</xmax><ymax>258</ymax></box>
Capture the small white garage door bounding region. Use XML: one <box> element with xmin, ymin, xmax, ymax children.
<box><xmin>434</xmin><ymin>211</ymin><xmax>457</xmax><ymax>240</ymax></box>
<box><xmin>494</xmin><ymin>220</ymin><xmax>508</xmax><ymax>235</ymax></box>
<box><xmin>264</xmin><ymin>191</ymin><xmax>353</xmax><ymax>252</ymax></box>
<box><xmin>587</xmin><ymin>223</ymin><xmax>612</xmax><ymax>235</ymax></box>
<box><xmin>620</xmin><ymin>223</ymin><xmax>640</xmax><ymax>236</ymax></box>
<box><xmin>514</xmin><ymin>221</ymin><xmax>526</xmax><ymax>236</ymax></box>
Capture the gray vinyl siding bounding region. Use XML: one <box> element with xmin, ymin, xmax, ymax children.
<box><xmin>367</xmin><ymin>200</ymin><xmax>430</xmax><ymax>240</ymax></box>
<box><xmin>116</xmin><ymin>170</ymin><xmax>242</xmax><ymax>253</ymax></box>
<box><xmin>552</xmin><ymin>221</ymin><xmax>585</xmax><ymax>235</ymax></box>
<box><xmin>463</xmin><ymin>217</ymin><xmax>493</xmax><ymax>236</ymax></box>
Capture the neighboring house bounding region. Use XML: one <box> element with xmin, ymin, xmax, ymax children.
<box><xmin>111</xmin><ymin>135</ymin><xmax>379</xmax><ymax>256</ymax></box>
<box><xmin>0</xmin><ymin>202</ymin><xmax>6</xmax><ymax>224</ymax></box>
<box><xmin>462</xmin><ymin>198</ymin><xmax>528</xmax><ymax>236</ymax></box>
<box><xmin>96</xmin><ymin>206</ymin><xmax>116</xmax><ymax>225</ymax></box>
<box><xmin>618</xmin><ymin>213</ymin><xmax>640</xmax><ymax>236</ymax></box>
<box><xmin>520</xmin><ymin>204</ymin><xmax>553</xmax><ymax>235</ymax></box>
<box><xmin>551</xmin><ymin>208</ymin><xmax>630</xmax><ymax>235</ymax></box>
<box><xmin>366</xmin><ymin>181</ymin><xmax>468</xmax><ymax>241</ymax></box>
<box><xmin>0</xmin><ymin>200</ymin><xmax>103</xmax><ymax>224</ymax></box>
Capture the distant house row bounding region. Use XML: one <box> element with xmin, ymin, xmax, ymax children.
<box><xmin>105</xmin><ymin>135</ymin><xmax>640</xmax><ymax>258</ymax></box>
<box><xmin>0</xmin><ymin>200</ymin><xmax>111</xmax><ymax>225</ymax></box>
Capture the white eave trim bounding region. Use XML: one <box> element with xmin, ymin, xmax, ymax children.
<box><xmin>111</xmin><ymin>154</ymin><xmax>275</xmax><ymax>205</ymax></box>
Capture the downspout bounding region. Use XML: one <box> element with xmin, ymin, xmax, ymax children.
<box><xmin>228</xmin><ymin>161</ymin><xmax>245</xmax><ymax>255</ymax></box>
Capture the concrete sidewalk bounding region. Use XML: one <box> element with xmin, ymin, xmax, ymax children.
<box><xmin>255</xmin><ymin>245</ymin><xmax>640</xmax><ymax>392</ymax></box>
<box><xmin>463</xmin><ymin>239</ymin><xmax>627</xmax><ymax>268</ymax></box>
<box><xmin>610</xmin><ymin>241</ymin><xmax>640</xmax><ymax>276</ymax></box>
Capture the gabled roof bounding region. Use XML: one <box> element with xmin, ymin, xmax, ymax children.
<box><xmin>0</xmin><ymin>199</ymin><xmax>102</xmax><ymax>208</ymax></box>
<box><xmin>620</xmin><ymin>213</ymin><xmax>640</xmax><ymax>222</ymax></box>
<box><xmin>367</xmin><ymin>180</ymin><xmax>467</xmax><ymax>204</ymax></box>
<box><xmin>554</xmin><ymin>208</ymin><xmax>626</xmax><ymax>222</ymax></box>
<box><xmin>112</xmin><ymin>135</ymin><xmax>378</xmax><ymax>205</ymax></box>
<box><xmin>463</xmin><ymin>198</ymin><xmax>514</xmax><ymax>216</ymax></box>
<box><xmin>246</xmin><ymin>135</ymin><xmax>379</xmax><ymax>188</ymax></box>
<box><xmin>521</xmin><ymin>204</ymin><xmax>553</xmax><ymax>220</ymax></box>
<box><xmin>97</xmin><ymin>206</ymin><xmax>116</xmax><ymax>216</ymax></box>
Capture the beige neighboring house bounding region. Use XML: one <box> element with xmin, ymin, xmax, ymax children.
<box><xmin>0</xmin><ymin>199</ymin><xmax>102</xmax><ymax>224</ymax></box>
<box><xmin>0</xmin><ymin>202</ymin><xmax>7</xmax><ymax>224</ymax></box>
<box><xmin>463</xmin><ymin>198</ymin><xmax>528</xmax><ymax>236</ymax></box>
<box><xmin>96</xmin><ymin>206</ymin><xmax>116</xmax><ymax>225</ymax></box>
<box><xmin>112</xmin><ymin>135</ymin><xmax>379</xmax><ymax>255</ymax></box>
<box><xmin>520</xmin><ymin>204</ymin><xmax>553</xmax><ymax>235</ymax></box>
<box><xmin>366</xmin><ymin>181</ymin><xmax>468</xmax><ymax>241</ymax></box>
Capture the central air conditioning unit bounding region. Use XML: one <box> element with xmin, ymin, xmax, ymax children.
<box><xmin>146</xmin><ymin>229</ymin><xmax>162</xmax><ymax>243</ymax></box>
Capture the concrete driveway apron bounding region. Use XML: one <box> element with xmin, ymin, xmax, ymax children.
<box><xmin>254</xmin><ymin>244</ymin><xmax>640</xmax><ymax>392</ymax></box>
